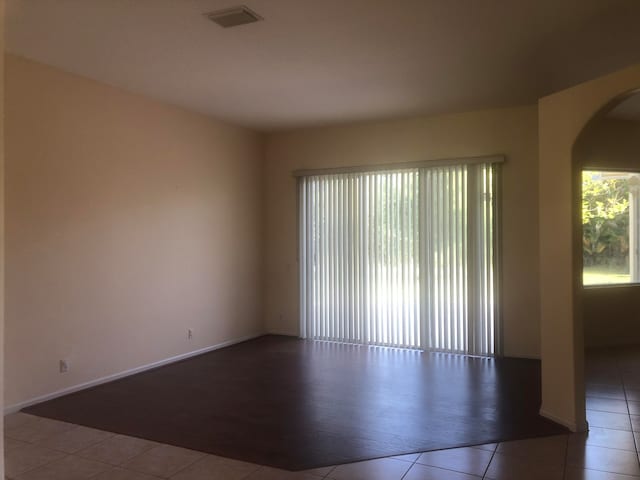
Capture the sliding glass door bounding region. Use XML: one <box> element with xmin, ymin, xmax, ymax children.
<box><xmin>298</xmin><ymin>160</ymin><xmax>501</xmax><ymax>356</ymax></box>
<box><xmin>420</xmin><ymin>164</ymin><xmax>499</xmax><ymax>355</ymax></box>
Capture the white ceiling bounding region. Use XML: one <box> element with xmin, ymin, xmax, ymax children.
<box><xmin>7</xmin><ymin>0</ymin><xmax>640</xmax><ymax>131</ymax></box>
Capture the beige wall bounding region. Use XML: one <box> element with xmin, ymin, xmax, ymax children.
<box><xmin>264</xmin><ymin>106</ymin><xmax>541</xmax><ymax>358</ymax></box>
<box><xmin>575</xmin><ymin>117</ymin><xmax>640</xmax><ymax>348</ymax></box>
<box><xmin>538</xmin><ymin>63</ymin><xmax>640</xmax><ymax>432</ymax></box>
<box><xmin>583</xmin><ymin>286</ymin><xmax>640</xmax><ymax>348</ymax></box>
<box><xmin>4</xmin><ymin>55</ymin><xmax>264</xmax><ymax>408</ymax></box>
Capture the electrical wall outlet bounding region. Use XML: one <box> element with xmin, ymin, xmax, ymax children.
<box><xmin>59</xmin><ymin>360</ymin><xmax>69</xmax><ymax>373</ymax></box>
<box><xmin>188</xmin><ymin>328</ymin><xmax>193</xmax><ymax>340</ymax></box>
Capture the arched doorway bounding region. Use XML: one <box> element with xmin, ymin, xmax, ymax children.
<box><xmin>572</xmin><ymin>91</ymin><xmax>640</xmax><ymax>440</ymax></box>
<box><xmin>538</xmin><ymin>65</ymin><xmax>640</xmax><ymax>432</ymax></box>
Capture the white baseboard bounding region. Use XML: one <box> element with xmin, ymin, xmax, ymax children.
<box><xmin>539</xmin><ymin>408</ymin><xmax>588</xmax><ymax>433</ymax></box>
<box><xmin>4</xmin><ymin>332</ymin><xmax>265</xmax><ymax>415</ymax></box>
<box><xmin>265</xmin><ymin>330</ymin><xmax>299</xmax><ymax>337</ymax></box>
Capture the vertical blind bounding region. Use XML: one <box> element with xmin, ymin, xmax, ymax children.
<box><xmin>298</xmin><ymin>161</ymin><xmax>501</xmax><ymax>356</ymax></box>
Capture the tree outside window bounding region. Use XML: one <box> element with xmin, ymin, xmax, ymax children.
<box><xmin>582</xmin><ymin>170</ymin><xmax>640</xmax><ymax>286</ymax></box>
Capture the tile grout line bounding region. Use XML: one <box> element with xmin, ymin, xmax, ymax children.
<box><xmin>7</xmin><ymin>416</ymin><xmax>339</xmax><ymax>480</ymax></box>
<box><xmin>397</xmin><ymin>452</ymin><xmax>420</xmax><ymax>480</ymax></box>
<box><xmin>581</xmin><ymin>414</ymin><xmax>634</xmax><ymax>434</ymax></box>
<box><xmin>394</xmin><ymin>450</ymin><xmax>492</xmax><ymax>480</ymax></box>
<box><xmin>318</xmin><ymin>464</ymin><xmax>335</xmax><ymax>479</ymax></box>
<box><xmin>561</xmin><ymin>432</ymin><xmax>569</xmax><ymax>480</ymax></box>
<box><xmin>6</xmin><ymin>419</ymin><xmax>168</xmax><ymax>480</ymax></box>
<box><xmin>83</xmin><ymin>459</ymin><xmax>164</xmax><ymax>480</ymax></box>
<box><xmin>3</xmin><ymin>422</ymin><xmax>78</xmax><ymax>479</ymax></box>
<box><xmin>321</xmin><ymin>463</ymin><xmax>338</xmax><ymax>479</ymax></box>
<box><xmin>481</xmin><ymin>442</ymin><xmax>498</xmax><ymax>480</ymax></box>
<box><xmin>166</xmin><ymin>453</ymin><xmax>208</xmax><ymax>479</ymax></box>
<box><xmin>9</xmin><ymin>452</ymin><xmax>72</xmax><ymax>479</ymax></box>
<box><xmin>165</xmin><ymin>452</ymin><xmax>251</xmax><ymax>480</ymax></box>
<box><xmin>618</xmin><ymin>351</ymin><xmax>640</xmax><ymax>470</ymax></box>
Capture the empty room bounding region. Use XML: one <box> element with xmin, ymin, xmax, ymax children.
<box><xmin>2</xmin><ymin>1</ymin><xmax>640</xmax><ymax>479</ymax></box>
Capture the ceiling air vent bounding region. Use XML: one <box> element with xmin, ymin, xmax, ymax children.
<box><xmin>204</xmin><ymin>6</ymin><xmax>263</xmax><ymax>28</ymax></box>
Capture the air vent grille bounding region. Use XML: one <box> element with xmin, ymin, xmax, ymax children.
<box><xmin>204</xmin><ymin>6</ymin><xmax>263</xmax><ymax>28</ymax></box>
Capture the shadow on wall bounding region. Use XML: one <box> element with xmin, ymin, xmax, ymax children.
<box><xmin>573</xmin><ymin>90</ymin><xmax>640</xmax><ymax>348</ymax></box>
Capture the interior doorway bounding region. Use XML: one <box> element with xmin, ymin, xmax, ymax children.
<box><xmin>573</xmin><ymin>91</ymin><xmax>640</xmax><ymax>439</ymax></box>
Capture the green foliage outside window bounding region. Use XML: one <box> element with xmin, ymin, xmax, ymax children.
<box><xmin>582</xmin><ymin>171</ymin><xmax>629</xmax><ymax>268</ymax></box>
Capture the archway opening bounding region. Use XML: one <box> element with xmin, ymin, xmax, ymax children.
<box><xmin>572</xmin><ymin>89</ymin><xmax>640</xmax><ymax>438</ymax></box>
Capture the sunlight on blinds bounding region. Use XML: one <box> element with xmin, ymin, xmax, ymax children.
<box><xmin>300</xmin><ymin>171</ymin><xmax>420</xmax><ymax>348</ymax></box>
<box><xmin>299</xmin><ymin>162</ymin><xmax>500</xmax><ymax>356</ymax></box>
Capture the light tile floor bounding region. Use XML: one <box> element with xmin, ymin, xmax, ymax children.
<box><xmin>5</xmin><ymin>346</ymin><xmax>640</xmax><ymax>480</ymax></box>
